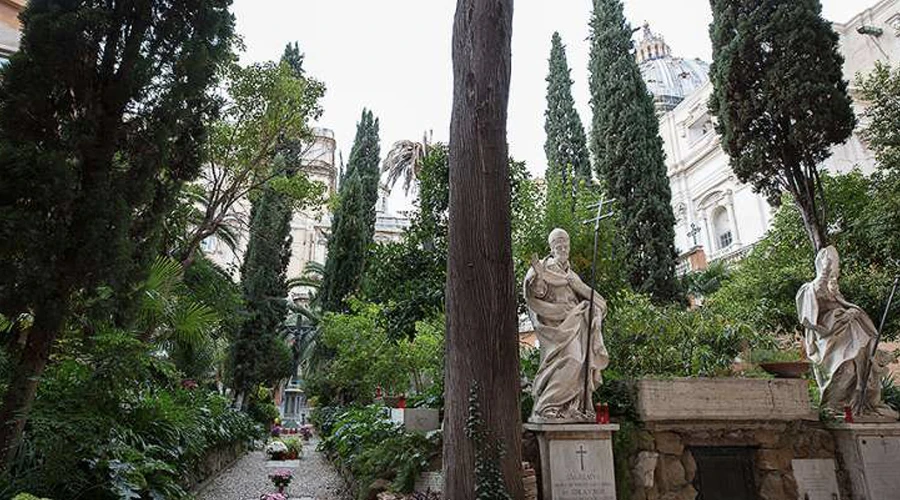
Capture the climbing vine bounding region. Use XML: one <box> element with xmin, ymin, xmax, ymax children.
<box><xmin>466</xmin><ymin>383</ymin><xmax>512</xmax><ymax>500</ymax></box>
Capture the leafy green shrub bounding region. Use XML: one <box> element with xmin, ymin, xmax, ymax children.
<box><xmin>748</xmin><ymin>348</ymin><xmax>802</xmax><ymax>363</ymax></box>
<box><xmin>519</xmin><ymin>346</ymin><xmax>541</xmax><ymax>421</ymax></box>
<box><xmin>882</xmin><ymin>376</ymin><xmax>900</xmax><ymax>413</ymax></box>
<box><xmin>313</xmin><ymin>303</ymin><xmax>444</xmax><ymax>407</ymax></box>
<box><xmin>1</xmin><ymin>330</ymin><xmax>262</xmax><ymax>500</ymax></box>
<box><xmin>707</xmin><ymin>171</ymin><xmax>900</xmax><ymax>338</ymax></box>
<box><xmin>604</xmin><ymin>290</ymin><xmax>760</xmax><ymax>378</ymax></box>
<box><xmin>317</xmin><ymin>405</ymin><xmax>440</xmax><ymax>499</ymax></box>
<box><xmin>248</xmin><ymin>387</ymin><xmax>280</xmax><ymax>427</ymax></box>
<box><xmin>281</xmin><ymin>436</ymin><xmax>303</xmax><ymax>456</ymax></box>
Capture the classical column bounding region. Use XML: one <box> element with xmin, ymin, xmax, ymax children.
<box><xmin>724</xmin><ymin>191</ymin><xmax>741</xmax><ymax>246</ymax></box>
<box><xmin>701</xmin><ymin>212</ymin><xmax>713</xmax><ymax>253</ymax></box>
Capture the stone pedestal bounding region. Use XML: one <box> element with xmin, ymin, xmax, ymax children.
<box><xmin>828</xmin><ymin>422</ymin><xmax>900</xmax><ymax>500</ymax></box>
<box><xmin>388</xmin><ymin>408</ymin><xmax>440</xmax><ymax>433</ymax></box>
<box><xmin>524</xmin><ymin>423</ymin><xmax>618</xmax><ymax>500</ymax></box>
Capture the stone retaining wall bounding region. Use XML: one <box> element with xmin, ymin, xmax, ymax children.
<box><xmin>627</xmin><ymin>421</ymin><xmax>839</xmax><ymax>500</ymax></box>
<box><xmin>184</xmin><ymin>440</ymin><xmax>249</xmax><ymax>492</ymax></box>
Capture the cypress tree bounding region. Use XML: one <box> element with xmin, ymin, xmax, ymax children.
<box><xmin>230</xmin><ymin>43</ymin><xmax>311</xmax><ymax>402</ymax></box>
<box><xmin>708</xmin><ymin>0</ymin><xmax>855</xmax><ymax>252</ymax></box>
<box><xmin>588</xmin><ymin>0</ymin><xmax>679</xmax><ymax>301</ymax></box>
<box><xmin>320</xmin><ymin>109</ymin><xmax>381</xmax><ymax>313</ymax></box>
<box><xmin>230</xmin><ymin>183</ymin><xmax>294</xmax><ymax>403</ymax></box>
<box><xmin>0</xmin><ymin>0</ymin><xmax>235</xmax><ymax>466</ymax></box>
<box><xmin>281</xmin><ymin>41</ymin><xmax>306</xmax><ymax>77</ymax></box>
<box><xmin>544</xmin><ymin>32</ymin><xmax>591</xmax><ymax>186</ymax></box>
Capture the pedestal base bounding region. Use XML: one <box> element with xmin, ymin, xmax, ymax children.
<box><xmin>524</xmin><ymin>423</ymin><xmax>619</xmax><ymax>500</ymax></box>
<box><xmin>828</xmin><ymin>422</ymin><xmax>900</xmax><ymax>500</ymax></box>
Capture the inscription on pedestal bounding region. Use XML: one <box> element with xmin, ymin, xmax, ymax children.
<box><xmin>548</xmin><ymin>439</ymin><xmax>616</xmax><ymax>500</ymax></box>
<box><xmin>791</xmin><ymin>459</ymin><xmax>840</xmax><ymax>500</ymax></box>
<box><xmin>858</xmin><ymin>436</ymin><xmax>900</xmax><ymax>500</ymax></box>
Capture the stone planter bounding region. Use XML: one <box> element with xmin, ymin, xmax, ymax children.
<box><xmin>758</xmin><ymin>361</ymin><xmax>810</xmax><ymax>379</ymax></box>
<box><xmin>635</xmin><ymin>378</ymin><xmax>817</xmax><ymax>422</ymax></box>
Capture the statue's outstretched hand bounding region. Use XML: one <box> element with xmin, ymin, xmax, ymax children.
<box><xmin>530</xmin><ymin>254</ymin><xmax>545</xmax><ymax>280</ymax></box>
<box><xmin>529</xmin><ymin>254</ymin><xmax>549</xmax><ymax>296</ymax></box>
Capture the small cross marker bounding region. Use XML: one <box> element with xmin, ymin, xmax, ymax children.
<box><xmin>576</xmin><ymin>444</ymin><xmax>588</xmax><ymax>471</ymax></box>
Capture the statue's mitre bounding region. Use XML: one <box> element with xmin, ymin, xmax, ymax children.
<box><xmin>548</xmin><ymin>227</ymin><xmax>569</xmax><ymax>245</ymax></box>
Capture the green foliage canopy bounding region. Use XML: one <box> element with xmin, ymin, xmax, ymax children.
<box><xmin>181</xmin><ymin>60</ymin><xmax>326</xmax><ymax>266</ymax></box>
<box><xmin>544</xmin><ymin>32</ymin><xmax>591</xmax><ymax>186</ymax></box>
<box><xmin>320</xmin><ymin>109</ymin><xmax>381</xmax><ymax>313</ymax></box>
<box><xmin>707</xmin><ymin>0</ymin><xmax>855</xmax><ymax>250</ymax></box>
<box><xmin>588</xmin><ymin>0</ymin><xmax>679</xmax><ymax>301</ymax></box>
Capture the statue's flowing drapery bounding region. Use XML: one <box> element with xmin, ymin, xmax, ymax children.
<box><xmin>524</xmin><ymin>257</ymin><xmax>608</xmax><ymax>421</ymax></box>
<box><xmin>797</xmin><ymin>281</ymin><xmax>875</xmax><ymax>408</ymax></box>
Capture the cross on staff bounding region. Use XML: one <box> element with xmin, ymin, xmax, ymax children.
<box><xmin>580</xmin><ymin>194</ymin><xmax>616</xmax><ymax>415</ymax></box>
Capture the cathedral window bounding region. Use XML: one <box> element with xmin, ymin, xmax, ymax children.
<box><xmin>718</xmin><ymin>231</ymin><xmax>733</xmax><ymax>250</ymax></box>
<box><xmin>712</xmin><ymin>207</ymin><xmax>733</xmax><ymax>251</ymax></box>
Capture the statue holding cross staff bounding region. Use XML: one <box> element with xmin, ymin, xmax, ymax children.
<box><xmin>523</xmin><ymin>197</ymin><xmax>615</xmax><ymax>423</ymax></box>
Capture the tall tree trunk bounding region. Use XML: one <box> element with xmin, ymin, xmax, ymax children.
<box><xmin>443</xmin><ymin>0</ymin><xmax>522</xmax><ymax>499</ymax></box>
<box><xmin>0</xmin><ymin>301</ymin><xmax>66</xmax><ymax>470</ymax></box>
<box><xmin>793</xmin><ymin>186</ymin><xmax>827</xmax><ymax>252</ymax></box>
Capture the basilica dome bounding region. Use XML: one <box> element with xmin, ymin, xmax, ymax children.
<box><xmin>636</xmin><ymin>24</ymin><xmax>710</xmax><ymax>114</ymax></box>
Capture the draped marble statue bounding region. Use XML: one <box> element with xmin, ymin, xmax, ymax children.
<box><xmin>524</xmin><ymin>228</ymin><xmax>609</xmax><ymax>422</ymax></box>
<box><xmin>797</xmin><ymin>246</ymin><xmax>897</xmax><ymax>419</ymax></box>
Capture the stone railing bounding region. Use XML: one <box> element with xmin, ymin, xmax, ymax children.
<box><xmin>708</xmin><ymin>242</ymin><xmax>755</xmax><ymax>266</ymax></box>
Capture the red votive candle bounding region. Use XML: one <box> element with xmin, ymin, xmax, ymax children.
<box><xmin>843</xmin><ymin>406</ymin><xmax>854</xmax><ymax>423</ymax></box>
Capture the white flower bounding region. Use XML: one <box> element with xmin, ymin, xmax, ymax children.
<box><xmin>265</xmin><ymin>441</ymin><xmax>288</xmax><ymax>454</ymax></box>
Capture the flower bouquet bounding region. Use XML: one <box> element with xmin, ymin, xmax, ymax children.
<box><xmin>265</xmin><ymin>440</ymin><xmax>288</xmax><ymax>460</ymax></box>
<box><xmin>269</xmin><ymin>469</ymin><xmax>293</xmax><ymax>493</ymax></box>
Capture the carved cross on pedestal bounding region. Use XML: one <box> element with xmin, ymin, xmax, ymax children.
<box><xmin>576</xmin><ymin>444</ymin><xmax>588</xmax><ymax>471</ymax></box>
<box><xmin>688</xmin><ymin>222</ymin><xmax>701</xmax><ymax>247</ymax></box>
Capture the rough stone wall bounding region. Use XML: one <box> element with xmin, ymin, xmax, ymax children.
<box><xmin>627</xmin><ymin>422</ymin><xmax>839</xmax><ymax>500</ymax></box>
<box><xmin>185</xmin><ymin>441</ymin><xmax>248</xmax><ymax>492</ymax></box>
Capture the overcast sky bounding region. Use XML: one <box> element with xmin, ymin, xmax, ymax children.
<box><xmin>231</xmin><ymin>0</ymin><xmax>871</xmax><ymax>209</ymax></box>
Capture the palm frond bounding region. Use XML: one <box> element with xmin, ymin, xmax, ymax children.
<box><xmin>382</xmin><ymin>138</ymin><xmax>427</xmax><ymax>195</ymax></box>
<box><xmin>168</xmin><ymin>301</ymin><xmax>219</xmax><ymax>348</ymax></box>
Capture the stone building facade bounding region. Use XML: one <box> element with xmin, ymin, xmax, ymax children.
<box><xmin>0</xmin><ymin>0</ymin><xmax>25</xmax><ymax>64</ymax></box>
<box><xmin>202</xmin><ymin>126</ymin><xmax>410</xmax><ymax>289</ymax></box>
<box><xmin>643</xmin><ymin>0</ymin><xmax>900</xmax><ymax>273</ymax></box>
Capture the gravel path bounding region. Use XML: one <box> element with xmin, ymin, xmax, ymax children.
<box><xmin>196</xmin><ymin>438</ymin><xmax>351</xmax><ymax>500</ymax></box>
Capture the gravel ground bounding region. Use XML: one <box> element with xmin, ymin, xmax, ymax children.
<box><xmin>195</xmin><ymin>438</ymin><xmax>351</xmax><ymax>500</ymax></box>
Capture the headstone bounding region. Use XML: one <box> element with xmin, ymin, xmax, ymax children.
<box><xmin>389</xmin><ymin>408</ymin><xmax>440</xmax><ymax>433</ymax></box>
<box><xmin>791</xmin><ymin>459</ymin><xmax>841</xmax><ymax>500</ymax></box>
<box><xmin>858</xmin><ymin>435</ymin><xmax>900</xmax><ymax>499</ymax></box>
<box><xmin>524</xmin><ymin>423</ymin><xmax>618</xmax><ymax>500</ymax></box>
<box><xmin>829</xmin><ymin>422</ymin><xmax>900</xmax><ymax>500</ymax></box>
<box><xmin>265</xmin><ymin>459</ymin><xmax>300</xmax><ymax>468</ymax></box>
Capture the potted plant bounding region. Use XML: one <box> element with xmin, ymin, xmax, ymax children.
<box><xmin>750</xmin><ymin>348</ymin><xmax>809</xmax><ymax>378</ymax></box>
<box><xmin>281</xmin><ymin>436</ymin><xmax>303</xmax><ymax>459</ymax></box>
<box><xmin>269</xmin><ymin>469</ymin><xmax>293</xmax><ymax>493</ymax></box>
<box><xmin>265</xmin><ymin>440</ymin><xmax>288</xmax><ymax>461</ymax></box>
